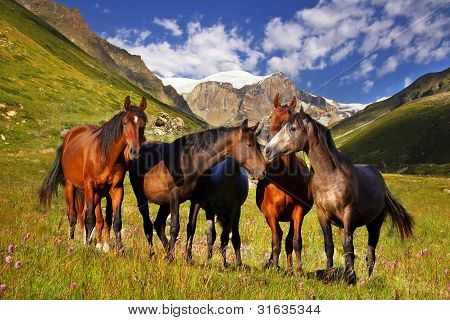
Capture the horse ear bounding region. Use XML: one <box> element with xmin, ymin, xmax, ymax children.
<box><xmin>289</xmin><ymin>96</ymin><xmax>297</xmax><ymax>110</ymax></box>
<box><xmin>124</xmin><ymin>96</ymin><xmax>131</xmax><ymax>110</ymax></box>
<box><xmin>249</xmin><ymin>121</ymin><xmax>260</xmax><ymax>132</ymax></box>
<box><xmin>139</xmin><ymin>97</ymin><xmax>147</xmax><ymax>111</ymax></box>
<box><xmin>241</xmin><ymin>119</ymin><xmax>249</xmax><ymax>129</ymax></box>
<box><xmin>273</xmin><ymin>93</ymin><xmax>281</xmax><ymax>108</ymax></box>
<box><xmin>299</xmin><ymin>106</ymin><xmax>306</xmax><ymax>119</ymax></box>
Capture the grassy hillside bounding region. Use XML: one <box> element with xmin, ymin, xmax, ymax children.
<box><xmin>332</xmin><ymin>68</ymin><xmax>450</xmax><ymax>138</ymax></box>
<box><xmin>0</xmin><ymin>0</ymin><xmax>205</xmax><ymax>156</ymax></box>
<box><xmin>334</xmin><ymin>92</ymin><xmax>450</xmax><ymax>175</ymax></box>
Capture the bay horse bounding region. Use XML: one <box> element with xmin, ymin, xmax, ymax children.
<box><xmin>256</xmin><ymin>94</ymin><xmax>313</xmax><ymax>273</ymax></box>
<box><xmin>39</xmin><ymin>96</ymin><xmax>147</xmax><ymax>253</ymax></box>
<box><xmin>129</xmin><ymin>120</ymin><xmax>266</xmax><ymax>260</ymax></box>
<box><xmin>264</xmin><ymin>109</ymin><xmax>414</xmax><ymax>284</ymax></box>
<box><xmin>186</xmin><ymin>157</ymin><xmax>248</xmax><ymax>267</ymax></box>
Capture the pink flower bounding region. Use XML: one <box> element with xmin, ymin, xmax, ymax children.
<box><xmin>393</xmin><ymin>259</ymin><xmax>399</xmax><ymax>271</ymax></box>
<box><xmin>23</xmin><ymin>233</ymin><xmax>31</xmax><ymax>242</ymax></box>
<box><xmin>70</xmin><ymin>282</ymin><xmax>76</xmax><ymax>290</ymax></box>
<box><xmin>6</xmin><ymin>244</ymin><xmax>14</xmax><ymax>253</ymax></box>
<box><xmin>0</xmin><ymin>284</ymin><xmax>7</xmax><ymax>293</ymax></box>
<box><xmin>379</xmin><ymin>245</ymin><xmax>384</xmax><ymax>252</ymax></box>
<box><xmin>416</xmin><ymin>248</ymin><xmax>429</xmax><ymax>258</ymax></box>
<box><xmin>54</xmin><ymin>236</ymin><xmax>62</xmax><ymax>245</ymax></box>
<box><xmin>299</xmin><ymin>283</ymin><xmax>304</xmax><ymax>290</ymax></box>
<box><xmin>67</xmin><ymin>247</ymin><xmax>74</xmax><ymax>254</ymax></box>
<box><xmin>5</xmin><ymin>256</ymin><xmax>13</xmax><ymax>264</ymax></box>
<box><xmin>14</xmin><ymin>261</ymin><xmax>22</xmax><ymax>269</ymax></box>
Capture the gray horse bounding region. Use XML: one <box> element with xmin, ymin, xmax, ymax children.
<box><xmin>264</xmin><ymin>109</ymin><xmax>413</xmax><ymax>284</ymax></box>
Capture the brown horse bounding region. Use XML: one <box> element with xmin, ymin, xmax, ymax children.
<box><xmin>39</xmin><ymin>96</ymin><xmax>147</xmax><ymax>252</ymax></box>
<box><xmin>264</xmin><ymin>109</ymin><xmax>413</xmax><ymax>284</ymax></box>
<box><xmin>129</xmin><ymin>120</ymin><xmax>266</xmax><ymax>260</ymax></box>
<box><xmin>256</xmin><ymin>94</ymin><xmax>313</xmax><ymax>273</ymax></box>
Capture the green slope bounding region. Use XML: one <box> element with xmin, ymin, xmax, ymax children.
<box><xmin>334</xmin><ymin>92</ymin><xmax>450</xmax><ymax>175</ymax></box>
<box><xmin>332</xmin><ymin>67</ymin><xmax>450</xmax><ymax>138</ymax></box>
<box><xmin>0</xmin><ymin>0</ymin><xmax>206</xmax><ymax>157</ymax></box>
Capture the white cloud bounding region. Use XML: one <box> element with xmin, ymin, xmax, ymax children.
<box><xmin>363</xmin><ymin>79</ymin><xmax>374</xmax><ymax>92</ymax></box>
<box><xmin>106</xmin><ymin>22</ymin><xmax>263</xmax><ymax>78</ymax></box>
<box><xmin>101</xmin><ymin>8</ymin><xmax>110</xmax><ymax>14</ymax></box>
<box><xmin>262</xmin><ymin>0</ymin><xmax>449</xmax><ymax>81</ymax></box>
<box><xmin>107</xmin><ymin>28</ymin><xmax>151</xmax><ymax>46</ymax></box>
<box><xmin>153</xmin><ymin>18</ymin><xmax>183</xmax><ymax>37</ymax></box>
<box><xmin>306</xmin><ymin>81</ymin><xmax>312</xmax><ymax>88</ymax></box>
<box><xmin>403</xmin><ymin>76</ymin><xmax>413</xmax><ymax>88</ymax></box>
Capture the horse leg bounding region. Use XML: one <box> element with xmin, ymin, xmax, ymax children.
<box><xmin>267</xmin><ymin>217</ymin><xmax>282</xmax><ymax>269</ymax></box>
<box><xmin>186</xmin><ymin>202</ymin><xmax>201</xmax><ymax>262</ymax></box>
<box><xmin>84</xmin><ymin>183</ymin><xmax>97</xmax><ymax>245</ymax></box>
<box><xmin>366</xmin><ymin>213</ymin><xmax>383</xmax><ymax>277</ymax></box>
<box><xmin>231</xmin><ymin>209</ymin><xmax>242</xmax><ymax>267</ymax></box>
<box><xmin>220</xmin><ymin>224</ymin><xmax>231</xmax><ymax>268</ymax></box>
<box><xmin>110</xmin><ymin>186</ymin><xmax>125</xmax><ymax>255</ymax></box>
<box><xmin>206</xmin><ymin>210</ymin><xmax>216</xmax><ymax>260</ymax></box>
<box><xmin>95</xmin><ymin>202</ymin><xmax>104</xmax><ymax>250</ymax></box>
<box><xmin>342</xmin><ymin>210</ymin><xmax>357</xmax><ymax>285</ymax></box>
<box><xmin>137</xmin><ymin>201</ymin><xmax>154</xmax><ymax>258</ymax></box>
<box><xmin>292</xmin><ymin>206</ymin><xmax>305</xmax><ymax>274</ymax></box>
<box><xmin>154</xmin><ymin>205</ymin><xmax>170</xmax><ymax>252</ymax></box>
<box><xmin>317</xmin><ymin>210</ymin><xmax>334</xmax><ymax>269</ymax></box>
<box><xmin>64</xmin><ymin>182</ymin><xmax>77</xmax><ymax>240</ymax></box>
<box><xmin>167</xmin><ymin>193</ymin><xmax>181</xmax><ymax>261</ymax></box>
<box><xmin>103</xmin><ymin>195</ymin><xmax>112</xmax><ymax>252</ymax></box>
<box><xmin>285</xmin><ymin>222</ymin><xmax>294</xmax><ymax>273</ymax></box>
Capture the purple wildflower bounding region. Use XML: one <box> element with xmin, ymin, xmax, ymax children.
<box><xmin>14</xmin><ymin>261</ymin><xmax>22</xmax><ymax>269</ymax></box>
<box><xmin>67</xmin><ymin>247</ymin><xmax>74</xmax><ymax>254</ymax></box>
<box><xmin>23</xmin><ymin>232</ymin><xmax>31</xmax><ymax>242</ymax></box>
<box><xmin>0</xmin><ymin>284</ymin><xmax>7</xmax><ymax>293</ymax></box>
<box><xmin>70</xmin><ymin>282</ymin><xmax>76</xmax><ymax>290</ymax></box>
<box><xmin>54</xmin><ymin>236</ymin><xmax>62</xmax><ymax>245</ymax></box>
<box><xmin>6</xmin><ymin>244</ymin><xmax>14</xmax><ymax>253</ymax></box>
<box><xmin>5</xmin><ymin>256</ymin><xmax>13</xmax><ymax>264</ymax></box>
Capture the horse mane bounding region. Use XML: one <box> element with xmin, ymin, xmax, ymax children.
<box><xmin>300</xmin><ymin>113</ymin><xmax>340</xmax><ymax>168</ymax></box>
<box><xmin>183</xmin><ymin>126</ymin><xmax>239</xmax><ymax>153</ymax></box>
<box><xmin>95</xmin><ymin>107</ymin><xmax>147</xmax><ymax>160</ymax></box>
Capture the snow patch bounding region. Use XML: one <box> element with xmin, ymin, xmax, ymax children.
<box><xmin>160</xmin><ymin>71</ymin><xmax>272</xmax><ymax>94</ymax></box>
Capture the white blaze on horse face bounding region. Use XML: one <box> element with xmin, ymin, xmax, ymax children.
<box><xmin>134</xmin><ymin>116</ymin><xmax>138</xmax><ymax>123</ymax></box>
<box><xmin>265</xmin><ymin>125</ymin><xmax>291</xmax><ymax>161</ymax></box>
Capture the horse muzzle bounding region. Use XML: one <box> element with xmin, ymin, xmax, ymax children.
<box><xmin>128</xmin><ymin>146</ymin><xmax>140</xmax><ymax>160</ymax></box>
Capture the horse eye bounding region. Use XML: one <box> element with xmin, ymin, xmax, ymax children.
<box><xmin>290</xmin><ymin>127</ymin><xmax>296</xmax><ymax>132</ymax></box>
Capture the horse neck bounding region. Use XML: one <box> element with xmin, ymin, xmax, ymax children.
<box><xmin>306</xmin><ymin>132</ymin><xmax>339</xmax><ymax>176</ymax></box>
<box><xmin>102</xmin><ymin>135</ymin><xmax>127</xmax><ymax>166</ymax></box>
<box><xmin>190</xmin><ymin>131</ymin><xmax>237</xmax><ymax>178</ymax></box>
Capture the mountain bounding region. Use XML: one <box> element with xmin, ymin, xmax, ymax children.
<box><xmin>332</xmin><ymin>68</ymin><xmax>450</xmax><ymax>175</ymax></box>
<box><xmin>331</xmin><ymin>67</ymin><xmax>450</xmax><ymax>137</ymax></box>
<box><xmin>165</xmin><ymin>72</ymin><xmax>365</xmax><ymax>126</ymax></box>
<box><xmin>15</xmin><ymin>0</ymin><xmax>192</xmax><ymax>114</ymax></box>
<box><xmin>0</xmin><ymin>0</ymin><xmax>205</xmax><ymax>157</ymax></box>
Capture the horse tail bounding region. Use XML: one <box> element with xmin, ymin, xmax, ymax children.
<box><xmin>384</xmin><ymin>187</ymin><xmax>414</xmax><ymax>239</ymax></box>
<box><xmin>39</xmin><ymin>145</ymin><xmax>64</xmax><ymax>206</ymax></box>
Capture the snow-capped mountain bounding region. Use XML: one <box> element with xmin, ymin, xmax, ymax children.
<box><xmin>161</xmin><ymin>71</ymin><xmax>366</xmax><ymax>126</ymax></box>
<box><xmin>160</xmin><ymin>70</ymin><xmax>272</xmax><ymax>94</ymax></box>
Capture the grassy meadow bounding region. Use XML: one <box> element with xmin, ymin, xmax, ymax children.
<box><xmin>0</xmin><ymin>166</ymin><xmax>449</xmax><ymax>299</ymax></box>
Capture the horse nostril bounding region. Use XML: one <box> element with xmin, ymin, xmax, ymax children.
<box><xmin>265</xmin><ymin>147</ymin><xmax>271</xmax><ymax>157</ymax></box>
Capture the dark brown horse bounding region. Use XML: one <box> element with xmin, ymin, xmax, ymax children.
<box><xmin>264</xmin><ymin>109</ymin><xmax>413</xmax><ymax>284</ymax></box>
<box><xmin>39</xmin><ymin>96</ymin><xmax>147</xmax><ymax>253</ymax></box>
<box><xmin>256</xmin><ymin>94</ymin><xmax>313</xmax><ymax>273</ymax></box>
<box><xmin>129</xmin><ymin>120</ymin><xmax>266</xmax><ymax>260</ymax></box>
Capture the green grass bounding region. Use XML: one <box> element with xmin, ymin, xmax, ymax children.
<box><xmin>333</xmin><ymin>93</ymin><xmax>450</xmax><ymax>175</ymax></box>
<box><xmin>0</xmin><ymin>169</ymin><xmax>449</xmax><ymax>299</ymax></box>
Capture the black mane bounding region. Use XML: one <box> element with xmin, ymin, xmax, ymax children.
<box><xmin>181</xmin><ymin>126</ymin><xmax>240</xmax><ymax>153</ymax></box>
<box><xmin>95</xmin><ymin>106</ymin><xmax>147</xmax><ymax>160</ymax></box>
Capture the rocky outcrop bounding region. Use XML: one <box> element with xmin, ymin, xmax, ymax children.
<box><xmin>185</xmin><ymin>72</ymin><xmax>361</xmax><ymax>126</ymax></box>
<box><xmin>16</xmin><ymin>0</ymin><xmax>191</xmax><ymax>113</ymax></box>
<box><xmin>146</xmin><ymin>112</ymin><xmax>187</xmax><ymax>136</ymax></box>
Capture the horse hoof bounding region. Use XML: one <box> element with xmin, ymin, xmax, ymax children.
<box><xmin>264</xmin><ymin>261</ymin><xmax>272</xmax><ymax>269</ymax></box>
<box><xmin>95</xmin><ymin>243</ymin><xmax>103</xmax><ymax>251</ymax></box>
<box><xmin>103</xmin><ymin>243</ymin><xmax>110</xmax><ymax>253</ymax></box>
<box><xmin>223</xmin><ymin>262</ymin><xmax>229</xmax><ymax>268</ymax></box>
<box><xmin>346</xmin><ymin>272</ymin><xmax>357</xmax><ymax>285</ymax></box>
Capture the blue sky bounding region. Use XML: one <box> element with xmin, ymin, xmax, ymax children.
<box><xmin>55</xmin><ymin>0</ymin><xmax>449</xmax><ymax>103</ymax></box>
